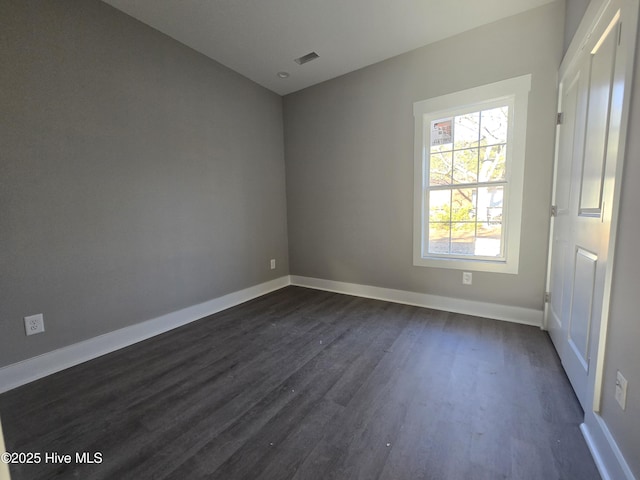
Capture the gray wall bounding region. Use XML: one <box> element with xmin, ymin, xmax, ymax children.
<box><xmin>0</xmin><ymin>0</ymin><xmax>289</xmax><ymax>367</ymax></box>
<box><xmin>564</xmin><ymin>0</ymin><xmax>591</xmax><ymax>53</ymax></box>
<box><xmin>600</xmin><ymin>16</ymin><xmax>640</xmax><ymax>476</ymax></box>
<box><xmin>284</xmin><ymin>2</ymin><xmax>564</xmax><ymax>310</ymax></box>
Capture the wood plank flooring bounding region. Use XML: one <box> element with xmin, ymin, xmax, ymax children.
<box><xmin>0</xmin><ymin>286</ymin><xmax>600</xmax><ymax>479</ymax></box>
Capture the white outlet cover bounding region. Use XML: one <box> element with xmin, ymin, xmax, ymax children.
<box><xmin>462</xmin><ymin>272</ymin><xmax>473</xmax><ymax>285</ymax></box>
<box><xmin>270</xmin><ymin>259</ymin><xmax>276</xmax><ymax>269</ymax></box>
<box><xmin>615</xmin><ymin>370</ymin><xmax>628</xmax><ymax>410</ymax></box>
<box><xmin>24</xmin><ymin>313</ymin><xmax>45</xmax><ymax>336</ymax></box>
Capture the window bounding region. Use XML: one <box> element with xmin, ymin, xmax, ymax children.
<box><xmin>413</xmin><ymin>75</ymin><xmax>531</xmax><ymax>273</ymax></box>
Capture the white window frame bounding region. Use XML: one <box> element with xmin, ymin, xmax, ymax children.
<box><xmin>413</xmin><ymin>75</ymin><xmax>531</xmax><ymax>274</ymax></box>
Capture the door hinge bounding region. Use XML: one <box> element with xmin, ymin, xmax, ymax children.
<box><xmin>556</xmin><ymin>112</ymin><xmax>563</xmax><ymax>125</ymax></box>
<box><xmin>544</xmin><ymin>292</ymin><xmax>551</xmax><ymax>303</ymax></box>
<box><xmin>551</xmin><ymin>205</ymin><xmax>558</xmax><ymax>217</ymax></box>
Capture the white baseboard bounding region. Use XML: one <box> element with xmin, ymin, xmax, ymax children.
<box><xmin>0</xmin><ymin>276</ymin><xmax>291</xmax><ymax>394</ymax></box>
<box><xmin>581</xmin><ymin>413</ymin><xmax>637</xmax><ymax>480</ymax></box>
<box><xmin>290</xmin><ymin>275</ymin><xmax>543</xmax><ymax>327</ymax></box>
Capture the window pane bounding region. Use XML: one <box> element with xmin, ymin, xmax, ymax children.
<box><xmin>428</xmin><ymin>190</ymin><xmax>451</xmax><ymax>222</ymax></box>
<box><xmin>430</xmin><ymin>143</ymin><xmax>452</xmax><ymax>154</ymax></box>
<box><xmin>453</xmin><ymin>148</ymin><xmax>478</xmax><ymax>184</ymax></box>
<box><xmin>479</xmin><ymin>144</ymin><xmax>506</xmax><ymax>182</ymax></box>
<box><xmin>453</xmin><ymin>112</ymin><xmax>480</xmax><ymax>149</ymax></box>
<box><xmin>451</xmin><ymin>188</ymin><xmax>476</xmax><ymax>222</ymax></box>
<box><xmin>429</xmin><ymin>152</ymin><xmax>452</xmax><ymax>186</ymax></box>
<box><xmin>428</xmin><ymin>223</ymin><xmax>450</xmax><ymax>254</ymax></box>
<box><xmin>430</xmin><ymin>118</ymin><xmax>453</xmax><ymax>151</ymax></box>
<box><xmin>480</xmin><ymin>106</ymin><xmax>508</xmax><ymax>145</ymax></box>
<box><xmin>451</xmin><ymin>223</ymin><xmax>476</xmax><ymax>255</ymax></box>
<box><xmin>477</xmin><ymin>186</ymin><xmax>503</xmax><ymax>223</ymax></box>
<box><xmin>477</xmin><ymin>223</ymin><xmax>502</xmax><ymax>257</ymax></box>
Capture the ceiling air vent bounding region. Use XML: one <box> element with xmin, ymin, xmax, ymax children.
<box><xmin>294</xmin><ymin>51</ymin><xmax>319</xmax><ymax>65</ymax></box>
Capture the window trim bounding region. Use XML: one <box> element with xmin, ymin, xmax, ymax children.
<box><xmin>413</xmin><ymin>75</ymin><xmax>531</xmax><ymax>274</ymax></box>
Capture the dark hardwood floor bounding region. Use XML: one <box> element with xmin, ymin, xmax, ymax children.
<box><xmin>0</xmin><ymin>286</ymin><xmax>600</xmax><ymax>479</ymax></box>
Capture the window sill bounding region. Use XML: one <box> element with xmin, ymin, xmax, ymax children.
<box><xmin>413</xmin><ymin>255</ymin><xmax>519</xmax><ymax>274</ymax></box>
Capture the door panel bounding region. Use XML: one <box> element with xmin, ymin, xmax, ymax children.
<box><xmin>568</xmin><ymin>248</ymin><xmax>598</xmax><ymax>371</ymax></box>
<box><xmin>579</xmin><ymin>28</ymin><xmax>618</xmax><ymax>214</ymax></box>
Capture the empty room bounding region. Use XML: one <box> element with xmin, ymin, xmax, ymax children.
<box><xmin>1</xmin><ymin>0</ymin><xmax>639</xmax><ymax>479</ymax></box>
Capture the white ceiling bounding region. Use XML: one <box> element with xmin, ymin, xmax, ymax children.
<box><xmin>102</xmin><ymin>0</ymin><xmax>557</xmax><ymax>96</ymax></box>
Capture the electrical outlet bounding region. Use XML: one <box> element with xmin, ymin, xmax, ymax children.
<box><xmin>270</xmin><ymin>259</ymin><xmax>276</xmax><ymax>270</ymax></box>
<box><xmin>24</xmin><ymin>314</ymin><xmax>45</xmax><ymax>336</ymax></box>
<box><xmin>462</xmin><ymin>272</ymin><xmax>472</xmax><ymax>285</ymax></box>
<box><xmin>615</xmin><ymin>370</ymin><xmax>628</xmax><ymax>410</ymax></box>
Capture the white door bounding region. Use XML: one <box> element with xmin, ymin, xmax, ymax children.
<box><xmin>547</xmin><ymin>65</ymin><xmax>583</xmax><ymax>365</ymax></box>
<box><xmin>546</xmin><ymin>3</ymin><xmax>634</xmax><ymax>410</ymax></box>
